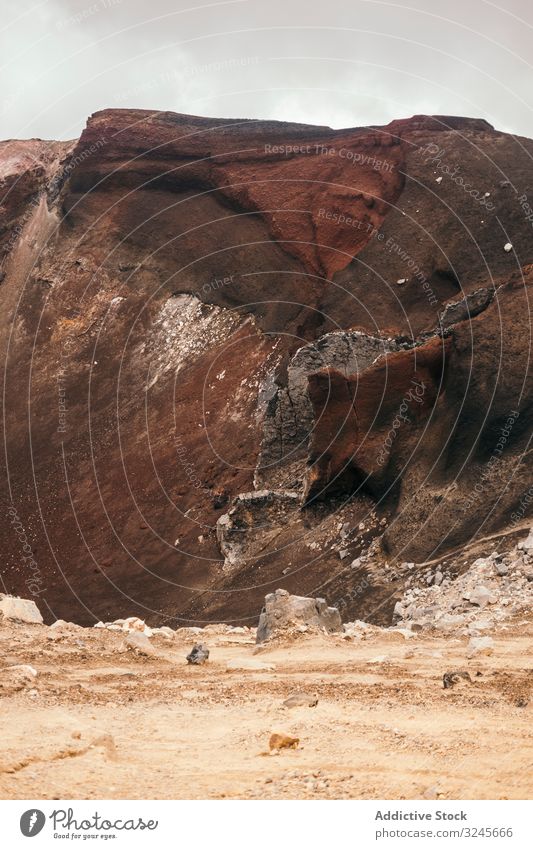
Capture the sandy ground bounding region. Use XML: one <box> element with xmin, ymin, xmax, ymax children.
<box><xmin>0</xmin><ymin>619</ymin><xmax>532</xmax><ymax>800</ymax></box>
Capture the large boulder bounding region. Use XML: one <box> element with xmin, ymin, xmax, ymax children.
<box><xmin>0</xmin><ymin>594</ymin><xmax>43</xmax><ymax>624</ymax></box>
<box><xmin>256</xmin><ymin>588</ymin><xmax>342</xmax><ymax>643</ymax></box>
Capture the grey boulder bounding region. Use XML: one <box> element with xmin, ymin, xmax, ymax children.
<box><xmin>186</xmin><ymin>643</ymin><xmax>210</xmax><ymax>664</ymax></box>
<box><xmin>256</xmin><ymin>588</ymin><xmax>342</xmax><ymax>643</ymax></box>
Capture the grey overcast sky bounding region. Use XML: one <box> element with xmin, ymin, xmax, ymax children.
<box><xmin>2</xmin><ymin>0</ymin><xmax>533</xmax><ymax>140</ymax></box>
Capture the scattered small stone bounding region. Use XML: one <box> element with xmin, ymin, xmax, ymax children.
<box><xmin>186</xmin><ymin>643</ymin><xmax>209</xmax><ymax>665</ymax></box>
<box><xmin>390</xmin><ymin>628</ymin><xmax>414</xmax><ymax>640</ymax></box>
<box><xmin>50</xmin><ymin>619</ymin><xmax>81</xmax><ymax>630</ymax></box>
<box><xmin>153</xmin><ymin>626</ymin><xmax>175</xmax><ymax>639</ymax></box>
<box><xmin>435</xmin><ymin>613</ymin><xmax>466</xmax><ymax>631</ymax></box>
<box><xmin>518</xmin><ymin>531</ymin><xmax>533</xmax><ymax>554</ymax></box>
<box><xmin>467</xmin><ymin>619</ymin><xmax>491</xmax><ymax>634</ymax></box>
<box><xmin>122</xmin><ymin>616</ymin><xmax>152</xmax><ymax>635</ymax></box>
<box><xmin>467</xmin><ymin>636</ymin><xmax>494</xmax><ymax>658</ymax></box>
<box><xmin>0</xmin><ymin>664</ymin><xmax>38</xmax><ymax>693</ymax></box>
<box><xmin>282</xmin><ymin>693</ymin><xmax>318</xmax><ymax>709</ymax></box>
<box><xmin>10</xmin><ymin>664</ymin><xmax>38</xmax><ymax>679</ymax></box>
<box><xmin>466</xmin><ymin>586</ymin><xmax>497</xmax><ymax>607</ymax></box>
<box><xmin>95</xmin><ymin>616</ymin><xmax>153</xmax><ymax>636</ymax></box>
<box><xmin>423</xmin><ymin>785</ymin><xmax>440</xmax><ymax>800</ymax></box>
<box><xmin>269</xmin><ymin>733</ymin><xmax>299</xmax><ymax>751</ymax></box>
<box><xmin>393</xmin><ymin>601</ymin><xmax>404</xmax><ymax>619</ymax></box>
<box><xmin>125</xmin><ymin>631</ymin><xmax>156</xmax><ymax>657</ymax></box>
<box><xmin>47</xmin><ymin>620</ymin><xmax>83</xmax><ymax>640</ymax></box>
<box><xmin>443</xmin><ymin>670</ymin><xmax>472</xmax><ymax>689</ymax></box>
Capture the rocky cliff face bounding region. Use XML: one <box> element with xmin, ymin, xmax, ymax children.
<box><xmin>1</xmin><ymin>109</ymin><xmax>531</xmax><ymax>626</ymax></box>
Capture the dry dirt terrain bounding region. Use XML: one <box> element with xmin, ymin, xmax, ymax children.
<box><xmin>1</xmin><ymin>619</ymin><xmax>532</xmax><ymax>800</ymax></box>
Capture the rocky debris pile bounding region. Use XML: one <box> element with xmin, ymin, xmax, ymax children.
<box><xmin>46</xmin><ymin>619</ymin><xmax>84</xmax><ymax>641</ymax></box>
<box><xmin>0</xmin><ymin>596</ymin><xmax>257</xmax><ymax>646</ymax></box>
<box><xmin>329</xmin><ymin>513</ymin><xmax>385</xmax><ymax>562</ymax></box>
<box><xmin>256</xmin><ymin>589</ymin><xmax>342</xmax><ymax>643</ymax></box>
<box><xmin>394</xmin><ymin>534</ymin><xmax>533</xmax><ymax>633</ymax></box>
<box><xmin>342</xmin><ymin>620</ymin><xmax>415</xmax><ymax>642</ymax></box>
<box><xmin>342</xmin><ymin>620</ymin><xmax>384</xmax><ymax>639</ymax></box>
<box><xmin>0</xmin><ymin>594</ymin><xmax>43</xmax><ymax>624</ymax></box>
<box><xmin>216</xmin><ymin>490</ymin><xmax>300</xmax><ymax>571</ymax></box>
<box><xmin>94</xmin><ymin>616</ymin><xmax>174</xmax><ymax>639</ymax></box>
<box><xmin>282</xmin><ymin>692</ymin><xmax>318</xmax><ymax>709</ymax></box>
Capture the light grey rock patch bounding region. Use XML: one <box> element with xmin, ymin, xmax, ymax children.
<box><xmin>256</xmin><ymin>588</ymin><xmax>342</xmax><ymax>643</ymax></box>
<box><xmin>0</xmin><ymin>594</ymin><xmax>43</xmax><ymax>625</ymax></box>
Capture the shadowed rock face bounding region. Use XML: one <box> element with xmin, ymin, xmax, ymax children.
<box><xmin>0</xmin><ymin>108</ymin><xmax>532</xmax><ymax>626</ymax></box>
<box><xmin>304</xmin><ymin>335</ymin><xmax>452</xmax><ymax>503</ymax></box>
<box><xmin>255</xmin><ymin>330</ymin><xmax>402</xmax><ymax>490</ymax></box>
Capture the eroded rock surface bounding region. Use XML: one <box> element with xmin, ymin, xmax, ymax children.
<box><xmin>0</xmin><ymin>108</ymin><xmax>532</xmax><ymax>627</ymax></box>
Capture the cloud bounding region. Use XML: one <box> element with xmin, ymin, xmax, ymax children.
<box><xmin>2</xmin><ymin>0</ymin><xmax>532</xmax><ymax>139</ymax></box>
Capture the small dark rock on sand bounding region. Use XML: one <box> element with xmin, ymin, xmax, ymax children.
<box><xmin>442</xmin><ymin>670</ymin><xmax>472</xmax><ymax>689</ymax></box>
<box><xmin>186</xmin><ymin>643</ymin><xmax>210</xmax><ymax>664</ymax></box>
